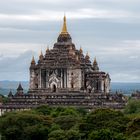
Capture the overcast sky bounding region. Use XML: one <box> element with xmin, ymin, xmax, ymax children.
<box><xmin>0</xmin><ymin>0</ymin><xmax>140</xmax><ymax>82</ymax></box>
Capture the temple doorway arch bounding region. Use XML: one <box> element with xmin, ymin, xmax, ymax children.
<box><xmin>52</xmin><ymin>84</ymin><xmax>56</xmax><ymax>92</ymax></box>
<box><xmin>50</xmin><ymin>81</ymin><xmax>57</xmax><ymax>92</ymax></box>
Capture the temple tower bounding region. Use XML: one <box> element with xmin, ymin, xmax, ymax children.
<box><xmin>29</xmin><ymin>16</ymin><xmax>110</xmax><ymax>94</ymax></box>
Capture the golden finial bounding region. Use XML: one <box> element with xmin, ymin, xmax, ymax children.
<box><xmin>61</xmin><ymin>15</ymin><xmax>68</xmax><ymax>34</ymax></box>
<box><xmin>80</xmin><ymin>47</ymin><xmax>83</xmax><ymax>53</ymax></box>
<box><xmin>31</xmin><ymin>56</ymin><xmax>35</xmax><ymax>64</ymax></box>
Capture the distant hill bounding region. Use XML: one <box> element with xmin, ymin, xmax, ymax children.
<box><xmin>0</xmin><ymin>81</ymin><xmax>28</xmax><ymax>96</ymax></box>
<box><xmin>0</xmin><ymin>81</ymin><xmax>140</xmax><ymax>96</ymax></box>
<box><xmin>111</xmin><ymin>82</ymin><xmax>140</xmax><ymax>96</ymax></box>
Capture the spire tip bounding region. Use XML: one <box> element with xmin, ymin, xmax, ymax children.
<box><xmin>61</xmin><ymin>15</ymin><xmax>68</xmax><ymax>34</ymax></box>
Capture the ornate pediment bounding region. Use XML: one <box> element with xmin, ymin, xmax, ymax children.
<box><xmin>49</xmin><ymin>73</ymin><xmax>60</xmax><ymax>83</ymax></box>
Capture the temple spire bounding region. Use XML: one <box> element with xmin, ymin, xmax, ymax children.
<box><xmin>40</xmin><ymin>50</ymin><xmax>43</xmax><ymax>56</ymax></box>
<box><xmin>93</xmin><ymin>57</ymin><xmax>99</xmax><ymax>71</ymax></box>
<box><xmin>93</xmin><ymin>57</ymin><xmax>97</xmax><ymax>65</ymax></box>
<box><xmin>39</xmin><ymin>50</ymin><xmax>43</xmax><ymax>60</ymax></box>
<box><xmin>31</xmin><ymin>56</ymin><xmax>35</xmax><ymax>65</ymax></box>
<box><xmin>46</xmin><ymin>46</ymin><xmax>49</xmax><ymax>52</ymax></box>
<box><xmin>79</xmin><ymin>46</ymin><xmax>83</xmax><ymax>54</ymax></box>
<box><xmin>57</xmin><ymin>15</ymin><xmax>72</xmax><ymax>43</ymax></box>
<box><xmin>61</xmin><ymin>15</ymin><xmax>68</xmax><ymax>34</ymax></box>
<box><xmin>85</xmin><ymin>52</ymin><xmax>90</xmax><ymax>60</ymax></box>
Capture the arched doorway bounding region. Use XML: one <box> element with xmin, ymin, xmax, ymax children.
<box><xmin>52</xmin><ymin>84</ymin><xmax>56</xmax><ymax>92</ymax></box>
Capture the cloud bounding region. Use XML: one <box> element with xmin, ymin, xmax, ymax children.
<box><xmin>0</xmin><ymin>9</ymin><xmax>133</xmax><ymax>23</ymax></box>
<box><xmin>0</xmin><ymin>0</ymin><xmax>139</xmax><ymax>22</ymax></box>
<box><xmin>88</xmin><ymin>40</ymin><xmax>140</xmax><ymax>82</ymax></box>
<box><xmin>0</xmin><ymin>0</ymin><xmax>140</xmax><ymax>82</ymax></box>
<box><xmin>0</xmin><ymin>51</ymin><xmax>31</xmax><ymax>80</ymax></box>
<box><xmin>0</xmin><ymin>43</ymin><xmax>43</xmax><ymax>57</ymax></box>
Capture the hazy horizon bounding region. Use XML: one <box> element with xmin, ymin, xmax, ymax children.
<box><xmin>1</xmin><ymin>81</ymin><xmax>140</xmax><ymax>96</ymax></box>
<box><xmin>1</xmin><ymin>80</ymin><xmax>140</xmax><ymax>83</ymax></box>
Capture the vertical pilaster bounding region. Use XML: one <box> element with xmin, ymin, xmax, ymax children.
<box><xmin>29</xmin><ymin>69</ymin><xmax>35</xmax><ymax>89</ymax></box>
<box><xmin>62</xmin><ymin>69</ymin><xmax>64</xmax><ymax>88</ymax></box>
<box><xmin>64</xmin><ymin>69</ymin><xmax>66</xmax><ymax>88</ymax></box>
<box><xmin>39</xmin><ymin>69</ymin><xmax>42</xmax><ymax>88</ymax></box>
<box><xmin>46</xmin><ymin>70</ymin><xmax>48</xmax><ymax>88</ymax></box>
<box><xmin>101</xmin><ymin>80</ymin><xmax>104</xmax><ymax>92</ymax></box>
<box><xmin>61</xmin><ymin>69</ymin><xmax>63</xmax><ymax>88</ymax></box>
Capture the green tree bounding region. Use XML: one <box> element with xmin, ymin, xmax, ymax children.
<box><xmin>126</xmin><ymin>117</ymin><xmax>140</xmax><ymax>138</ymax></box>
<box><xmin>0</xmin><ymin>94</ymin><xmax>9</xmax><ymax>103</ymax></box>
<box><xmin>86</xmin><ymin>109</ymin><xmax>129</xmax><ymax>132</ymax></box>
<box><xmin>124</xmin><ymin>99</ymin><xmax>140</xmax><ymax>114</ymax></box>
<box><xmin>88</xmin><ymin>129</ymin><xmax>126</xmax><ymax>140</ymax></box>
<box><xmin>127</xmin><ymin>137</ymin><xmax>140</xmax><ymax>140</ymax></box>
<box><xmin>34</xmin><ymin>106</ymin><xmax>81</xmax><ymax>118</ymax></box>
<box><xmin>54</xmin><ymin>115</ymin><xmax>81</xmax><ymax>130</ymax></box>
<box><xmin>58</xmin><ymin>107</ymin><xmax>79</xmax><ymax>117</ymax></box>
<box><xmin>66</xmin><ymin>129</ymin><xmax>81</xmax><ymax>140</ymax></box>
<box><xmin>34</xmin><ymin>105</ymin><xmax>53</xmax><ymax>115</ymax></box>
<box><xmin>23</xmin><ymin>124</ymin><xmax>49</xmax><ymax>140</ymax></box>
<box><xmin>0</xmin><ymin>111</ymin><xmax>52</xmax><ymax>140</ymax></box>
<box><xmin>1</xmin><ymin>106</ymin><xmax>139</xmax><ymax>140</ymax></box>
<box><xmin>79</xmin><ymin>109</ymin><xmax>129</xmax><ymax>139</ymax></box>
<box><xmin>48</xmin><ymin>129</ymin><xmax>67</xmax><ymax>140</ymax></box>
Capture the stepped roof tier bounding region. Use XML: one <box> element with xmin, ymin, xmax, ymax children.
<box><xmin>31</xmin><ymin>16</ymin><xmax>91</xmax><ymax>69</ymax></box>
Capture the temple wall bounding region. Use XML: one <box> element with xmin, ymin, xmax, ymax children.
<box><xmin>105</xmin><ymin>77</ymin><xmax>110</xmax><ymax>93</ymax></box>
<box><xmin>101</xmin><ymin>80</ymin><xmax>104</xmax><ymax>92</ymax></box>
<box><xmin>29</xmin><ymin>69</ymin><xmax>36</xmax><ymax>89</ymax></box>
<box><xmin>67</xmin><ymin>68</ymin><xmax>82</xmax><ymax>90</ymax></box>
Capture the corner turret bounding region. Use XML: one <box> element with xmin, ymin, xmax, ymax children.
<box><xmin>79</xmin><ymin>47</ymin><xmax>83</xmax><ymax>54</ymax></box>
<box><xmin>15</xmin><ymin>83</ymin><xmax>24</xmax><ymax>96</ymax></box>
<box><xmin>31</xmin><ymin>56</ymin><xmax>36</xmax><ymax>66</ymax></box>
<box><xmin>92</xmin><ymin>57</ymin><xmax>99</xmax><ymax>71</ymax></box>
<box><xmin>39</xmin><ymin>50</ymin><xmax>44</xmax><ymax>60</ymax></box>
<box><xmin>8</xmin><ymin>90</ymin><xmax>13</xmax><ymax>98</ymax></box>
<box><xmin>85</xmin><ymin>52</ymin><xmax>91</xmax><ymax>63</ymax></box>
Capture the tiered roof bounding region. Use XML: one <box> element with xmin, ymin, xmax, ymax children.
<box><xmin>31</xmin><ymin>16</ymin><xmax>92</xmax><ymax>69</ymax></box>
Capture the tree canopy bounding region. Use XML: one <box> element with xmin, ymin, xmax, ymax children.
<box><xmin>0</xmin><ymin>101</ymin><xmax>140</xmax><ymax>140</ymax></box>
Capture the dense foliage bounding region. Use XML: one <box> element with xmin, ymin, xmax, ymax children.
<box><xmin>124</xmin><ymin>99</ymin><xmax>140</xmax><ymax>114</ymax></box>
<box><xmin>0</xmin><ymin>100</ymin><xmax>140</xmax><ymax>140</ymax></box>
<box><xmin>0</xmin><ymin>94</ymin><xmax>9</xmax><ymax>103</ymax></box>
